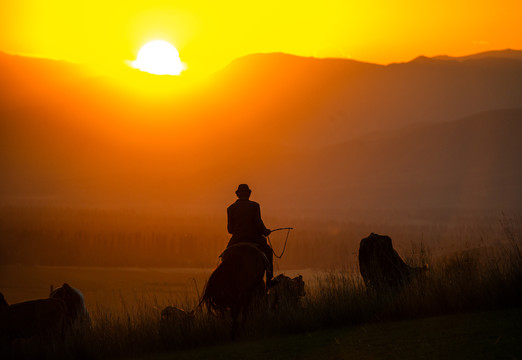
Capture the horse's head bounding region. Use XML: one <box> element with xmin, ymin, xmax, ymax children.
<box><xmin>49</xmin><ymin>283</ymin><xmax>90</xmax><ymax>326</ymax></box>
<box><xmin>50</xmin><ymin>282</ymin><xmax>74</xmax><ymax>296</ymax></box>
<box><xmin>292</xmin><ymin>275</ymin><xmax>306</xmax><ymax>297</ymax></box>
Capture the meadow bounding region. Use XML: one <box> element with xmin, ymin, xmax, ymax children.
<box><xmin>1</xmin><ymin>207</ymin><xmax>521</xmax><ymax>359</ymax></box>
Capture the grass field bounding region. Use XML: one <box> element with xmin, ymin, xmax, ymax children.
<box><xmin>139</xmin><ymin>307</ymin><xmax>522</xmax><ymax>360</ymax></box>
<box><xmin>0</xmin><ymin>265</ymin><xmax>318</xmax><ymax>313</ymax></box>
<box><xmin>1</xmin><ymin>212</ymin><xmax>521</xmax><ymax>359</ymax></box>
<box><xmin>0</xmin><ymin>265</ymin><xmax>213</xmax><ymax>313</ymax></box>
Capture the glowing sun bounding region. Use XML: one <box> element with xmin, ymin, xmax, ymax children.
<box><xmin>132</xmin><ymin>40</ymin><xmax>184</xmax><ymax>75</ymax></box>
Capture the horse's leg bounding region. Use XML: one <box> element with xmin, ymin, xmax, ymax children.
<box><xmin>230</xmin><ymin>306</ymin><xmax>240</xmax><ymax>340</ymax></box>
<box><xmin>239</xmin><ymin>304</ymin><xmax>248</xmax><ymax>334</ymax></box>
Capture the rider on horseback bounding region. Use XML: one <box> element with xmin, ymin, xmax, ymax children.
<box><xmin>226</xmin><ymin>184</ymin><xmax>275</xmax><ymax>286</ymax></box>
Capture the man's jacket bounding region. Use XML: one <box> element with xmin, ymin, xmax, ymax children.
<box><xmin>227</xmin><ymin>199</ymin><xmax>270</xmax><ymax>244</ymax></box>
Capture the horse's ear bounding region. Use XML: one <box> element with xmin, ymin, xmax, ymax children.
<box><xmin>0</xmin><ymin>292</ymin><xmax>8</xmax><ymax>307</ymax></box>
<box><xmin>50</xmin><ymin>284</ymin><xmax>53</xmax><ymax>295</ymax></box>
<box><xmin>298</xmin><ymin>275</ymin><xmax>302</xmax><ymax>280</ymax></box>
<box><xmin>63</xmin><ymin>283</ymin><xmax>70</xmax><ymax>289</ymax></box>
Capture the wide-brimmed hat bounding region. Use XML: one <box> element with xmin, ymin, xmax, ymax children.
<box><xmin>235</xmin><ymin>184</ymin><xmax>251</xmax><ymax>194</ymax></box>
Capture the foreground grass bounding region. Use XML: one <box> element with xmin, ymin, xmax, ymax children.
<box><xmin>3</xmin><ymin>216</ymin><xmax>522</xmax><ymax>359</ymax></box>
<box><xmin>137</xmin><ymin>307</ymin><xmax>522</xmax><ymax>360</ymax></box>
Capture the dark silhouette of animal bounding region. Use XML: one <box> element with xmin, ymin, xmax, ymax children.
<box><xmin>49</xmin><ymin>283</ymin><xmax>90</xmax><ymax>330</ymax></box>
<box><xmin>267</xmin><ymin>274</ymin><xmax>306</xmax><ymax>309</ymax></box>
<box><xmin>0</xmin><ymin>292</ymin><xmax>67</xmax><ymax>344</ymax></box>
<box><xmin>160</xmin><ymin>306</ymin><xmax>194</xmax><ymax>323</ymax></box>
<box><xmin>159</xmin><ymin>306</ymin><xmax>195</xmax><ymax>334</ymax></box>
<box><xmin>160</xmin><ymin>306</ymin><xmax>195</xmax><ymax>326</ymax></box>
<box><xmin>359</xmin><ymin>233</ymin><xmax>428</xmax><ymax>290</ymax></box>
<box><xmin>200</xmin><ymin>245</ymin><xmax>266</xmax><ymax>339</ymax></box>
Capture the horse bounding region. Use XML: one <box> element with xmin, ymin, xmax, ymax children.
<box><xmin>200</xmin><ymin>244</ymin><xmax>267</xmax><ymax>339</ymax></box>
<box><xmin>49</xmin><ymin>283</ymin><xmax>91</xmax><ymax>331</ymax></box>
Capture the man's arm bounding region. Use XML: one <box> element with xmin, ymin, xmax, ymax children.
<box><xmin>227</xmin><ymin>207</ymin><xmax>234</xmax><ymax>234</ymax></box>
<box><xmin>255</xmin><ymin>203</ymin><xmax>271</xmax><ymax>237</ymax></box>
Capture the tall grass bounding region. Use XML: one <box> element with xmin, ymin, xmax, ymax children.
<box><xmin>3</xmin><ymin>216</ymin><xmax>522</xmax><ymax>359</ymax></box>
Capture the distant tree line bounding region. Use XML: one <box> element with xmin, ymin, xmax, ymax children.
<box><xmin>0</xmin><ymin>206</ymin><xmax>502</xmax><ymax>269</ymax></box>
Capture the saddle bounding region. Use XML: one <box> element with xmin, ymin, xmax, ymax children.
<box><xmin>219</xmin><ymin>242</ymin><xmax>271</xmax><ymax>271</ymax></box>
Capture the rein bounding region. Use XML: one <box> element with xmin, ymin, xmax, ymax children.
<box><xmin>267</xmin><ymin>227</ymin><xmax>293</xmax><ymax>259</ymax></box>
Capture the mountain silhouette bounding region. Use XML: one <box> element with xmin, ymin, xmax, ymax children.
<box><xmin>264</xmin><ymin>108</ymin><xmax>522</xmax><ymax>211</ymax></box>
<box><xmin>207</xmin><ymin>50</ymin><xmax>522</xmax><ymax>148</ymax></box>
<box><xmin>433</xmin><ymin>49</ymin><xmax>522</xmax><ymax>62</ymax></box>
<box><xmin>0</xmin><ymin>50</ymin><xmax>521</xmax><ymax>213</ymax></box>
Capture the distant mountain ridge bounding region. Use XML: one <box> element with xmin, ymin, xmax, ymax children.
<box><xmin>0</xmin><ymin>49</ymin><xmax>521</xmax><ymax>212</ymax></box>
<box><xmin>432</xmin><ymin>49</ymin><xmax>522</xmax><ymax>62</ymax></box>
<box><xmin>206</xmin><ymin>49</ymin><xmax>522</xmax><ymax>147</ymax></box>
<box><xmin>274</xmin><ymin>108</ymin><xmax>522</xmax><ymax>210</ymax></box>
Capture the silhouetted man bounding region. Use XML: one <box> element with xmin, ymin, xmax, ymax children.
<box><xmin>226</xmin><ymin>184</ymin><xmax>274</xmax><ymax>285</ymax></box>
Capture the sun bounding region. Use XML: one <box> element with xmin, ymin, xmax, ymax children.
<box><xmin>132</xmin><ymin>40</ymin><xmax>184</xmax><ymax>75</ymax></box>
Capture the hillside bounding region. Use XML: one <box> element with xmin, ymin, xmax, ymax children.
<box><xmin>267</xmin><ymin>108</ymin><xmax>522</xmax><ymax>210</ymax></box>
<box><xmin>209</xmin><ymin>50</ymin><xmax>522</xmax><ymax>147</ymax></box>
<box><xmin>0</xmin><ymin>50</ymin><xmax>521</xmax><ymax>213</ymax></box>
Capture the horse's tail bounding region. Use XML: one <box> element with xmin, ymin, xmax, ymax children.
<box><xmin>200</xmin><ymin>261</ymin><xmax>235</xmax><ymax>315</ymax></box>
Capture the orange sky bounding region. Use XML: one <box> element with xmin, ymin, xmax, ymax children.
<box><xmin>1</xmin><ymin>0</ymin><xmax>521</xmax><ymax>76</ymax></box>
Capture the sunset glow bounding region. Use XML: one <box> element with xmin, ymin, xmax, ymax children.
<box><xmin>1</xmin><ymin>0</ymin><xmax>522</xmax><ymax>355</ymax></box>
<box><xmin>1</xmin><ymin>1</ymin><xmax>521</xmax><ymax>76</ymax></box>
